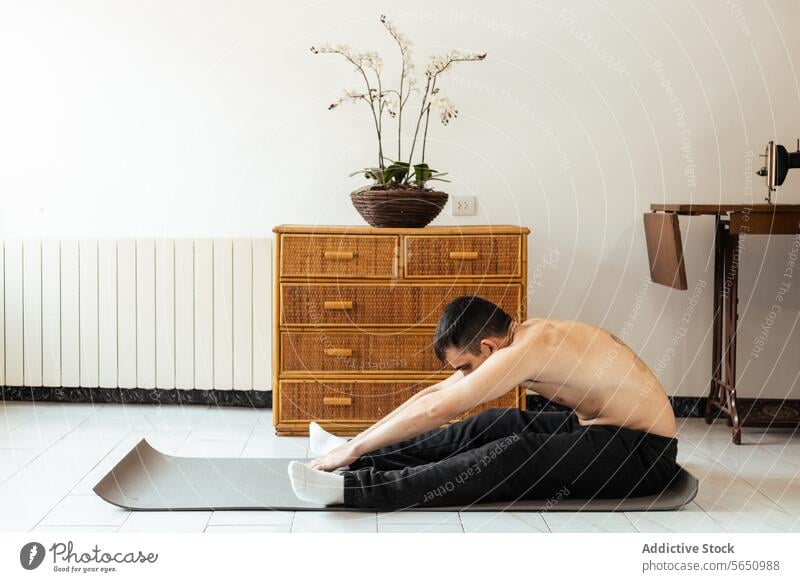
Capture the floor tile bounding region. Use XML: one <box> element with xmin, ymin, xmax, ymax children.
<box><xmin>0</xmin><ymin>448</ymin><xmax>42</xmax><ymax>484</ymax></box>
<box><xmin>0</xmin><ymin>417</ymin><xmax>84</xmax><ymax>449</ymax></box>
<box><xmin>705</xmin><ymin>507</ymin><xmax>800</xmax><ymax>533</ymax></box>
<box><xmin>32</xmin><ymin>525</ymin><xmax>121</xmax><ymax>533</ymax></box>
<box><xmin>694</xmin><ymin>476</ymin><xmax>774</xmax><ymax>511</ymax></box>
<box><xmin>541</xmin><ymin>511</ymin><xmax>633</xmax><ymax>526</ymax></box>
<box><xmin>548</xmin><ymin>523</ymin><xmax>638</xmax><ymax>533</ymax></box>
<box><xmin>241</xmin><ymin>435</ymin><xmax>309</xmax><ymax>458</ymax></box>
<box><xmin>291</xmin><ymin>512</ymin><xmax>377</xmax><ymax>533</ymax></box>
<box><xmin>460</xmin><ymin>512</ymin><xmax>549</xmax><ymax>533</ymax></box>
<box><xmin>186</xmin><ymin>424</ymin><xmax>255</xmax><ymax>441</ymax></box>
<box><xmin>38</xmin><ymin>494</ymin><xmax>129</xmax><ymax>527</ymax></box>
<box><xmin>126</xmin><ymin>429</ymin><xmax>191</xmax><ymax>453</ymax></box>
<box><xmin>376</xmin><ymin>511</ymin><xmax>461</xmax><ymax>525</ymax></box>
<box><xmin>626</xmin><ymin>502</ymin><xmax>725</xmax><ymax>533</ymax></box>
<box><xmin>55</xmin><ymin>425</ymin><xmax>133</xmax><ymax>458</ymax></box>
<box><xmin>0</xmin><ymin>409</ymin><xmax>35</xmax><ymax>436</ymax></box>
<box><xmin>185</xmin><ymin>410</ymin><xmax>260</xmax><ymax>442</ymax></box>
<box><xmin>29</xmin><ymin>402</ymin><xmax>106</xmax><ymax>418</ymax></box>
<box><xmin>695</xmin><ymin>485</ymin><xmax>800</xmax><ymax>532</ymax></box>
<box><xmin>0</xmin><ymin>436</ymin><xmax>126</xmax><ymax>531</ymax></box>
<box><xmin>133</xmin><ymin>406</ymin><xmax>212</xmax><ymax>431</ymax></box>
<box><xmin>775</xmin><ymin>505</ymin><xmax>800</xmax><ymax>521</ymax></box>
<box><xmin>712</xmin><ymin>448</ymin><xmax>800</xmax><ymax>479</ymax></box>
<box><xmin>207</xmin><ymin>511</ymin><xmax>294</xmax><ymax>526</ymax></box>
<box><xmin>378</xmin><ymin>523</ymin><xmax>463</xmax><ymax>533</ymax></box>
<box><xmin>118</xmin><ymin>511</ymin><xmax>212</xmax><ymax>533</ymax></box>
<box><xmin>206</xmin><ymin>525</ymin><xmax>291</xmax><ymax>533</ymax></box>
<box><xmin>176</xmin><ymin>439</ymin><xmax>248</xmax><ymax>457</ymax></box>
<box><xmin>79</xmin><ymin>404</ymin><xmax>149</xmax><ymax>426</ymax></box>
<box><xmin>746</xmin><ymin>476</ymin><xmax>800</xmax><ymax>507</ymax></box>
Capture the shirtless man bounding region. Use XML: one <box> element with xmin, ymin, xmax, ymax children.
<box><xmin>288</xmin><ymin>295</ymin><xmax>679</xmax><ymax>508</ymax></box>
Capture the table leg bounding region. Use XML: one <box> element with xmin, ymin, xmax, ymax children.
<box><xmin>705</xmin><ymin>216</ymin><xmax>724</xmax><ymax>424</ymax></box>
<box><xmin>724</xmin><ymin>228</ymin><xmax>742</xmax><ymax>444</ymax></box>
<box><xmin>703</xmin><ymin>218</ymin><xmax>742</xmax><ymax>444</ymax></box>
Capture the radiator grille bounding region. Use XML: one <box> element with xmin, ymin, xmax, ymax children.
<box><xmin>0</xmin><ymin>239</ymin><xmax>272</xmax><ymax>390</ymax></box>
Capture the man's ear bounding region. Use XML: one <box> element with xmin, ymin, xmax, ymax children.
<box><xmin>481</xmin><ymin>338</ymin><xmax>500</xmax><ymax>354</ymax></box>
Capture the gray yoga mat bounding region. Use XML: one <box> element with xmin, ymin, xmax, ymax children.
<box><xmin>94</xmin><ymin>438</ymin><xmax>698</xmax><ymax>512</ymax></box>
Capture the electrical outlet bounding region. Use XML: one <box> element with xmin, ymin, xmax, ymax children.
<box><xmin>452</xmin><ymin>195</ymin><xmax>476</xmax><ymax>216</ymax></box>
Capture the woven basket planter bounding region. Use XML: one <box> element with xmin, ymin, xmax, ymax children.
<box><xmin>350</xmin><ymin>187</ymin><xmax>448</xmax><ymax>228</ymax></box>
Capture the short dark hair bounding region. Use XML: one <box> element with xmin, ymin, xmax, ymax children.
<box><xmin>433</xmin><ymin>296</ymin><xmax>513</xmax><ymax>361</ymax></box>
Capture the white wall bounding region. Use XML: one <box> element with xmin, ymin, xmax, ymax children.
<box><xmin>1</xmin><ymin>0</ymin><xmax>799</xmax><ymax>398</ymax></box>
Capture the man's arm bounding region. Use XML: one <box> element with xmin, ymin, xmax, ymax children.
<box><xmin>335</xmin><ymin>325</ymin><xmax>565</xmax><ymax>463</ymax></box>
<box><xmin>343</xmin><ymin>369</ymin><xmax>465</xmax><ymax>444</ymax></box>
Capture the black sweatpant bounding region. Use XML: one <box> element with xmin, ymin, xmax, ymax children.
<box><xmin>340</xmin><ymin>408</ymin><xmax>679</xmax><ymax>509</ymax></box>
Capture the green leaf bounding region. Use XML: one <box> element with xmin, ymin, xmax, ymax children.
<box><xmin>384</xmin><ymin>161</ymin><xmax>410</xmax><ymax>184</ymax></box>
<box><xmin>350</xmin><ymin>167</ymin><xmax>387</xmax><ymax>183</ymax></box>
<box><xmin>413</xmin><ymin>163</ymin><xmax>434</xmax><ymax>185</ymax></box>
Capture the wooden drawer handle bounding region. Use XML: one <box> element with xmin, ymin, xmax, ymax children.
<box><xmin>449</xmin><ymin>251</ymin><xmax>479</xmax><ymax>260</ymax></box>
<box><xmin>324</xmin><ymin>250</ymin><xmax>354</xmax><ymax>260</ymax></box>
<box><xmin>323</xmin><ymin>300</ymin><xmax>353</xmax><ymax>310</ymax></box>
<box><xmin>323</xmin><ymin>396</ymin><xmax>352</xmax><ymax>406</ymax></box>
<box><xmin>323</xmin><ymin>348</ymin><xmax>352</xmax><ymax>357</ymax></box>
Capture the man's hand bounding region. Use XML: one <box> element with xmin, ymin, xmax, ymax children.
<box><xmin>308</xmin><ymin>441</ymin><xmax>360</xmax><ymax>472</ymax></box>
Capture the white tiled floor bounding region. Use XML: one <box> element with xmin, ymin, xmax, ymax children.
<box><xmin>1</xmin><ymin>400</ymin><xmax>799</xmax><ymax>533</ymax></box>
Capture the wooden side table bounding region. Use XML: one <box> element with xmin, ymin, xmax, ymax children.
<box><xmin>648</xmin><ymin>204</ymin><xmax>800</xmax><ymax>444</ymax></box>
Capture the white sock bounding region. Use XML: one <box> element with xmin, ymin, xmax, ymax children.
<box><xmin>288</xmin><ymin>461</ymin><xmax>345</xmax><ymax>506</ymax></box>
<box><xmin>309</xmin><ymin>421</ymin><xmax>349</xmax><ymax>456</ymax></box>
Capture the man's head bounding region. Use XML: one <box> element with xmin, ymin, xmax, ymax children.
<box><xmin>433</xmin><ymin>296</ymin><xmax>515</xmax><ymax>375</ymax></box>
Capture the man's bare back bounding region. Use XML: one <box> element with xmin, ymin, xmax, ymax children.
<box><xmin>509</xmin><ymin>318</ymin><xmax>677</xmax><ymax>439</ymax></box>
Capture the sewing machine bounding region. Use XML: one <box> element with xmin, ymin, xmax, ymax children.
<box><xmin>757</xmin><ymin>139</ymin><xmax>800</xmax><ymax>203</ymax></box>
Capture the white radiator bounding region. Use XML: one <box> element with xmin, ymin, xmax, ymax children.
<box><xmin>0</xmin><ymin>239</ymin><xmax>272</xmax><ymax>390</ymax></box>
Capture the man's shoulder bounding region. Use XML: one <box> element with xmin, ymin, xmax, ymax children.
<box><xmin>512</xmin><ymin>319</ymin><xmax>604</xmax><ymax>354</ymax></box>
<box><xmin>513</xmin><ymin>318</ymin><xmax>568</xmax><ymax>346</ymax></box>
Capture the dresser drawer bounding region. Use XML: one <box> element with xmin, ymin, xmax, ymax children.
<box><xmin>281</xmin><ymin>331</ymin><xmax>444</xmax><ymax>374</ymax></box>
<box><xmin>404</xmin><ymin>235</ymin><xmax>522</xmax><ymax>278</ymax></box>
<box><xmin>277</xmin><ymin>380</ymin><xmax>523</xmax><ymax>423</ymax></box>
<box><xmin>280</xmin><ymin>234</ymin><xmax>398</xmax><ymax>278</ymax></box>
<box><xmin>280</xmin><ymin>283</ymin><xmax>521</xmax><ymax>326</ymax></box>
<box><xmin>278</xmin><ymin>380</ymin><xmax>427</xmax><ymax>421</ymax></box>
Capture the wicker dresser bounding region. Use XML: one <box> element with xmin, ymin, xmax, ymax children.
<box><xmin>272</xmin><ymin>224</ymin><xmax>530</xmax><ymax>435</ymax></box>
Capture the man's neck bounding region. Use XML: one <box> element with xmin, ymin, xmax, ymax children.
<box><xmin>505</xmin><ymin>320</ymin><xmax>519</xmax><ymax>347</ymax></box>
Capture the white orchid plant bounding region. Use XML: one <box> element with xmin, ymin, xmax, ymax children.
<box><xmin>311</xmin><ymin>15</ymin><xmax>486</xmax><ymax>190</ymax></box>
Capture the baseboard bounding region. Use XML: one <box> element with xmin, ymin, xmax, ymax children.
<box><xmin>0</xmin><ymin>386</ymin><xmax>272</xmax><ymax>408</ymax></box>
